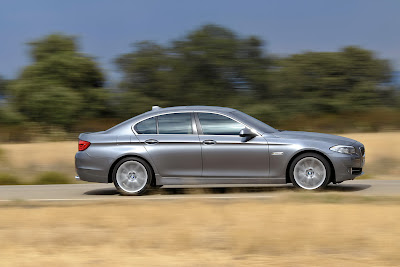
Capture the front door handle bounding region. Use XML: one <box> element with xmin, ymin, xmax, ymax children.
<box><xmin>203</xmin><ymin>140</ymin><xmax>216</xmax><ymax>145</ymax></box>
<box><xmin>145</xmin><ymin>139</ymin><xmax>159</xmax><ymax>145</ymax></box>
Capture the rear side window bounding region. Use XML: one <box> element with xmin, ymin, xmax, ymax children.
<box><xmin>158</xmin><ymin>113</ymin><xmax>193</xmax><ymax>134</ymax></box>
<box><xmin>134</xmin><ymin>117</ymin><xmax>157</xmax><ymax>134</ymax></box>
<box><xmin>198</xmin><ymin>113</ymin><xmax>244</xmax><ymax>135</ymax></box>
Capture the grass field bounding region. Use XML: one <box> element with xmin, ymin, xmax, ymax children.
<box><xmin>343</xmin><ymin>132</ymin><xmax>400</xmax><ymax>179</ymax></box>
<box><xmin>0</xmin><ymin>132</ymin><xmax>399</xmax><ymax>183</ymax></box>
<box><xmin>0</xmin><ymin>141</ymin><xmax>77</xmax><ymax>183</ymax></box>
<box><xmin>0</xmin><ymin>197</ymin><xmax>399</xmax><ymax>266</ymax></box>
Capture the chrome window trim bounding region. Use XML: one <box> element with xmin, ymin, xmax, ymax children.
<box><xmin>132</xmin><ymin>116</ymin><xmax>157</xmax><ymax>135</ymax></box>
<box><xmin>196</xmin><ymin>111</ymin><xmax>261</xmax><ymax>136</ymax></box>
<box><xmin>191</xmin><ymin>113</ymin><xmax>199</xmax><ymax>135</ymax></box>
<box><xmin>131</xmin><ymin>110</ymin><xmax>261</xmax><ymax>136</ymax></box>
<box><xmin>132</xmin><ymin>111</ymin><xmax>197</xmax><ymax>135</ymax></box>
<box><xmin>198</xmin><ymin>111</ymin><xmax>261</xmax><ymax>135</ymax></box>
<box><xmin>157</xmin><ymin>112</ymin><xmax>194</xmax><ymax>135</ymax></box>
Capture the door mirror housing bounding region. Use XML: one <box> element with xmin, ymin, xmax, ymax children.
<box><xmin>239</xmin><ymin>128</ymin><xmax>256</xmax><ymax>138</ymax></box>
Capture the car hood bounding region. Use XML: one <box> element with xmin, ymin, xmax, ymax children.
<box><xmin>272</xmin><ymin>131</ymin><xmax>357</xmax><ymax>146</ymax></box>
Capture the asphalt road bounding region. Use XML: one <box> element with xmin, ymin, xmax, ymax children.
<box><xmin>0</xmin><ymin>179</ymin><xmax>399</xmax><ymax>202</ymax></box>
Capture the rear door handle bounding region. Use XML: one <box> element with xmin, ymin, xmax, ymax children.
<box><xmin>203</xmin><ymin>140</ymin><xmax>216</xmax><ymax>145</ymax></box>
<box><xmin>145</xmin><ymin>139</ymin><xmax>159</xmax><ymax>145</ymax></box>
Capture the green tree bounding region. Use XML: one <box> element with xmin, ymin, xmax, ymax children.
<box><xmin>115</xmin><ymin>24</ymin><xmax>271</xmax><ymax>117</ymax></box>
<box><xmin>0</xmin><ymin>75</ymin><xmax>24</xmax><ymax>125</ymax></box>
<box><xmin>10</xmin><ymin>34</ymin><xmax>108</xmax><ymax>127</ymax></box>
<box><xmin>115</xmin><ymin>25</ymin><xmax>396</xmax><ymax>130</ymax></box>
<box><xmin>268</xmin><ymin>46</ymin><xmax>394</xmax><ymax>114</ymax></box>
<box><xmin>0</xmin><ymin>75</ymin><xmax>7</xmax><ymax>96</ymax></box>
<box><xmin>171</xmin><ymin>25</ymin><xmax>270</xmax><ymax>103</ymax></box>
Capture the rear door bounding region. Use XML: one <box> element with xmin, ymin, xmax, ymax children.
<box><xmin>134</xmin><ymin>112</ymin><xmax>202</xmax><ymax>178</ymax></box>
<box><xmin>196</xmin><ymin>112</ymin><xmax>269</xmax><ymax>178</ymax></box>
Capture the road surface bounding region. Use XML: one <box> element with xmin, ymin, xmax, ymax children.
<box><xmin>0</xmin><ymin>180</ymin><xmax>399</xmax><ymax>202</ymax></box>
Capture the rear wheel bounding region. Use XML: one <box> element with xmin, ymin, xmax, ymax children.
<box><xmin>112</xmin><ymin>157</ymin><xmax>153</xmax><ymax>196</ymax></box>
<box><xmin>289</xmin><ymin>153</ymin><xmax>331</xmax><ymax>190</ymax></box>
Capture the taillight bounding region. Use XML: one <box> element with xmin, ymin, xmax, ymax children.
<box><xmin>78</xmin><ymin>140</ymin><xmax>91</xmax><ymax>151</ymax></box>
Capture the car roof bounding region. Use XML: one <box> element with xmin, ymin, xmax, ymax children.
<box><xmin>145</xmin><ymin>105</ymin><xmax>237</xmax><ymax>116</ymax></box>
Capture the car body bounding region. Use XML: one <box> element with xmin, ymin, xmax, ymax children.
<box><xmin>75</xmin><ymin>106</ymin><xmax>365</xmax><ymax>195</ymax></box>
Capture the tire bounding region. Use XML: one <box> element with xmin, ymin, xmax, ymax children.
<box><xmin>289</xmin><ymin>152</ymin><xmax>331</xmax><ymax>190</ymax></box>
<box><xmin>112</xmin><ymin>157</ymin><xmax>153</xmax><ymax>196</ymax></box>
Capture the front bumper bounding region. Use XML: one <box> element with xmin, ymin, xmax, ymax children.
<box><xmin>330</xmin><ymin>142</ymin><xmax>365</xmax><ymax>183</ymax></box>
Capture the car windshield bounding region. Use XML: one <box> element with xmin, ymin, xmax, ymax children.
<box><xmin>231</xmin><ymin>110</ymin><xmax>278</xmax><ymax>134</ymax></box>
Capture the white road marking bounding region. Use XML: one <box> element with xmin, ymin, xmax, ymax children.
<box><xmin>0</xmin><ymin>195</ymin><xmax>275</xmax><ymax>202</ymax></box>
<box><xmin>0</xmin><ymin>180</ymin><xmax>398</xmax><ymax>202</ymax></box>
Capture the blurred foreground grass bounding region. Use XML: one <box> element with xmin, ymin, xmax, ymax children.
<box><xmin>0</xmin><ymin>132</ymin><xmax>399</xmax><ymax>184</ymax></box>
<box><xmin>0</xmin><ymin>198</ymin><xmax>399</xmax><ymax>266</ymax></box>
<box><xmin>0</xmin><ymin>171</ymin><xmax>71</xmax><ymax>185</ymax></box>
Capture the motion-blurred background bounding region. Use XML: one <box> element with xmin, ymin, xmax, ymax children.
<box><xmin>1</xmin><ymin>0</ymin><xmax>399</xmax><ymax>142</ymax></box>
<box><xmin>0</xmin><ymin>0</ymin><xmax>399</xmax><ymax>185</ymax></box>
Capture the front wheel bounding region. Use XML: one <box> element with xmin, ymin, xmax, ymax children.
<box><xmin>289</xmin><ymin>153</ymin><xmax>331</xmax><ymax>190</ymax></box>
<box><xmin>112</xmin><ymin>157</ymin><xmax>153</xmax><ymax>196</ymax></box>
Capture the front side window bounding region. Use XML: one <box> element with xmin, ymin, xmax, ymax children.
<box><xmin>134</xmin><ymin>117</ymin><xmax>157</xmax><ymax>134</ymax></box>
<box><xmin>198</xmin><ymin>113</ymin><xmax>244</xmax><ymax>135</ymax></box>
<box><xmin>158</xmin><ymin>113</ymin><xmax>193</xmax><ymax>134</ymax></box>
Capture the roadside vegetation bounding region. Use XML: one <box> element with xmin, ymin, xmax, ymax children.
<box><xmin>0</xmin><ymin>173</ymin><xmax>19</xmax><ymax>185</ymax></box>
<box><xmin>0</xmin><ymin>172</ymin><xmax>70</xmax><ymax>185</ymax></box>
<box><xmin>0</xmin><ymin>24</ymin><xmax>399</xmax><ymax>142</ymax></box>
<box><xmin>33</xmin><ymin>171</ymin><xmax>71</xmax><ymax>185</ymax></box>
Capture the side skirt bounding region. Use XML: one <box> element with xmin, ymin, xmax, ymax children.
<box><xmin>155</xmin><ymin>175</ymin><xmax>286</xmax><ymax>185</ymax></box>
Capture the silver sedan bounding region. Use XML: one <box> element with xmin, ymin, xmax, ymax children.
<box><xmin>75</xmin><ymin>106</ymin><xmax>365</xmax><ymax>195</ymax></box>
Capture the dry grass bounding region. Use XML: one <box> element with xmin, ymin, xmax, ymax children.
<box><xmin>0</xmin><ymin>141</ymin><xmax>76</xmax><ymax>182</ymax></box>
<box><xmin>0</xmin><ymin>199</ymin><xmax>399</xmax><ymax>266</ymax></box>
<box><xmin>341</xmin><ymin>132</ymin><xmax>400</xmax><ymax>178</ymax></box>
<box><xmin>0</xmin><ymin>132</ymin><xmax>399</xmax><ymax>182</ymax></box>
<box><xmin>341</xmin><ymin>132</ymin><xmax>400</xmax><ymax>163</ymax></box>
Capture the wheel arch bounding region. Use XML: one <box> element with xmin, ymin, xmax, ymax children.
<box><xmin>285</xmin><ymin>150</ymin><xmax>336</xmax><ymax>184</ymax></box>
<box><xmin>108</xmin><ymin>154</ymin><xmax>157</xmax><ymax>185</ymax></box>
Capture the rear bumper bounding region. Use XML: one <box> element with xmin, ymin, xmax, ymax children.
<box><xmin>75</xmin><ymin>168</ymin><xmax>108</xmax><ymax>183</ymax></box>
<box><xmin>75</xmin><ymin>151</ymin><xmax>110</xmax><ymax>183</ymax></box>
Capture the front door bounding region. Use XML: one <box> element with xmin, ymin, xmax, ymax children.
<box><xmin>196</xmin><ymin>112</ymin><xmax>269</xmax><ymax>178</ymax></box>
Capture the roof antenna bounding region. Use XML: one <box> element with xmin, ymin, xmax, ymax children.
<box><xmin>152</xmin><ymin>106</ymin><xmax>161</xmax><ymax>111</ymax></box>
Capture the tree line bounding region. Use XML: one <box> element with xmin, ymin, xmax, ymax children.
<box><xmin>0</xmin><ymin>24</ymin><xmax>399</xmax><ymax>140</ymax></box>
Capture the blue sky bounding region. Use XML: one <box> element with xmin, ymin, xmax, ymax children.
<box><xmin>1</xmin><ymin>0</ymin><xmax>399</xmax><ymax>80</ymax></box>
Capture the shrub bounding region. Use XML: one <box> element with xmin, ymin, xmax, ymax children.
<box><xmin>34</xmin><ymin>171</ymin><xmax>71</xmax><ymax>185</ymax></box>
<box><xmin>0</xmin><ymin>173</ymin><xmax>20</xmax><ymax>185</ymax></box>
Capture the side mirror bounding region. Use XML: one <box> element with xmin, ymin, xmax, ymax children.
<box><xmin>239</xmin><ymin>127</ymin><xmax>256</xmax><ymax>138</ymax></box>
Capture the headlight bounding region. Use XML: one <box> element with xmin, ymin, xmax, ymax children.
<box><xmin>330</xmin><ymin>145</ymin><xmax>356</xmax><ymax>155</ymax></box>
